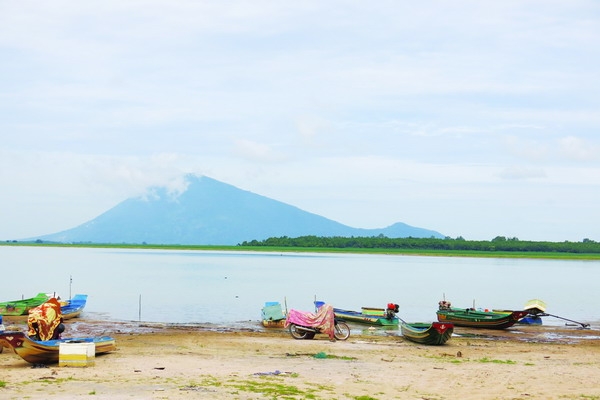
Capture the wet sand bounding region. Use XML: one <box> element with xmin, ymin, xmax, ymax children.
<box><xmin>1</xmin><ymin>317</ymin><xmax>600</xmax><ymax>399</ymax></box>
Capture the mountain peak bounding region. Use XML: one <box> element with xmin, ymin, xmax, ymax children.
<box><xmin>33</xmin><ymin>175</ymin><xmax>444</xmax><ymax>245</ymax></box>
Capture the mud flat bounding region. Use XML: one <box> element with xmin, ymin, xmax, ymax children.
<box><xmin>1</xmin><ymin>318</ymin><xmax>599</xmax><ymax>399</ymax></box>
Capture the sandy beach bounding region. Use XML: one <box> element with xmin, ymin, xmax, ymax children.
<box><xmin>1</xmin><ymin>318</ymin><xmax>599</xmax><ymax>400</ymax></box>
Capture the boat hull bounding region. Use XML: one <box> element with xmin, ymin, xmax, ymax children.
<box><xmin>333</xmin><ymin>308</ymin><xmax>398</xmax><ymax>326</ymax></box>
<box><xmin>261</xmin><ymin>301</ymin><xmax>286</xmax><ymax>328</ymax></box>
<box><xmin>0</xmin><ymin>293</ymin><xmax>50</xmax><ymax>316</ymax></box>
<box><xmin>518</xmin><ymin>316</ymin><xmax>543</xmax><ymax>325</ymax></box>
<box><xmin>61</xmin><ymin>294</ymin><xmax>88</xmax><ymax>320</ymax></box>
<box><xmin>0</xmin><ymin>331</ymin><xmax>116</xmax><ymax>364</ymax></box>
<box><xmin>401</xmin><ymin>322</ymin><xmax>454</xmax><ymax>345</ymax></box>
<box><xmin>261</xmin><ymin>319</ymin><xmax>286</xmax><ymax>328</ymax></box>
<box><xmin>437</xmin><ymin>308</ymin><xmax>529</xmax><ymax>329</ymax></box>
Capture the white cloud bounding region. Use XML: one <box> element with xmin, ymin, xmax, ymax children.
<box><xmin>497</xmin><ymin>166</ymin><xmax>547</xmax><ymax>180</ymax></box>
<box><xmin>559</xmin><ymin>136</ymin><xmax>600</xmax><ymax>162</ymax></box>
<box><xmin>1</xmin><ymin>1</ymin><xmax>599</xmax><ymax>242</ymax></box>
<box><xmin>232</xmin><ymin>139</ymin><xmax>285</xmax><ymax>163</ymax></box>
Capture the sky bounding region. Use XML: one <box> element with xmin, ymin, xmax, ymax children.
<box><xmin>1</xmin><ymin>1</ymin><xmax>599</xmax><ymax>243</ymax></box>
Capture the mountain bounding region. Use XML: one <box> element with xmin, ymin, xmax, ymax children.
<box><xmin>33</xmin><ymin>175</ymin><xmax>444</xmax><ymax>245</ymax></box>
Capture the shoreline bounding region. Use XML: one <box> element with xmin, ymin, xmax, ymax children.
<box><xmin>2</xmin><ymin>318</ymin><xmax>600</xmax><ymax>399</ymax></box>
<box><xmin>3</xmin><ymin>313</ymin><xmax>599</xmax><ymax>341</ymax></box>
<box><xmin>3</xmin><ymin>242</ymin><xmax>600</xmax><ymax>260</ymax></box>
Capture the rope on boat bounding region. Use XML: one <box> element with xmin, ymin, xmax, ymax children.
<box><xmin>531</xmin><ymin>312</ymin><xmax>590</xmax><ymax>329</ymax></box>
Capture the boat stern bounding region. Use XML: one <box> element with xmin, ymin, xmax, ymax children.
<box><xmin>0</xmin><ymin>331</ymin><xmax>26</xmax><ymax>350</ymax></box>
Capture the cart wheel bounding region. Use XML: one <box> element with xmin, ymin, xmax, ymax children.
<box><xmin>334</xmin><ymin>322</ymin><xmax>351</xmax><ymax>340</ymax></box>
<box><xmin>289</xmin><ymin>323</ymin><xmax>309</xmax><ymax>339</ymax></box>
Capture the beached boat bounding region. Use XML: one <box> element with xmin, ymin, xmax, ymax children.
<box><xmin>60</xmin><ymin>294</ymin><xmax>88</xmax><ymax>320</ymax></box>
<box><xmin>401</xmin><ymin>321</ymin><xmax>454</xmax><ymax>345</ymax></box>
<box><xmin>493</xmin><ymin>299</ymin><xmax>547</xmax><ymax>325</ymax></box>
<box><xmin>261</xmin><ymin>301</ymin><xmax>286</xmax><ymax>328</ymax></box>
<box><xmin>496</xmin><ymin>299</ymin><xmax>589</xmax><ymax>328</ymax></box>
<box><xmin>437</xmin><ymin>301</ymin><xmax>528</xmax><ymax>329</ymax></box>
<box><xmin>491</xmin><ymin>309</ymin><xmax>543</xmax><ymax>325</ymax></box>
<box><xmin>0</xmin><ymin>331</ymin><xmax>116</xmax><ymax>364</ymax></box>
<box><xmin>333</xmin><ymin>306</ymin><xmax>399</xmax><ymax>326</ymax></box>
<box><xmin>0</xmin><ymin>293</ymin><xmax>50</xmax><ymax>316</ymax></box>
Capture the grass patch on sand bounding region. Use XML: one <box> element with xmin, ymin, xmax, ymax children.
<box><xmin>312</xmin><ymin>351</ymin><xmax>357</xmax><ymax>360</ymax></box>
<box><xmin>230</xmin><ymin>379</ymin><xmax>307</xmax><ymax>398</ymax></box>
<box><xmin>424</xmin><ymin>354</ymin><xmax>517</xmax><ymax>365</ymax></box>
<box><xmin>476</xmin><ymin>357</ymin><xmax>517</xmax><ymax>364</ymax></box>
<box><xmin>184</xmin><ymin>374</ymin><xmax>335</xmax><ymax>399</ymax></box>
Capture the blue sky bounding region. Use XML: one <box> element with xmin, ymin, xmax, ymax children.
<box><xmin>1</xmin><ymin>1</ymin><xmax>599</xmax><ymax>242</ymax></box>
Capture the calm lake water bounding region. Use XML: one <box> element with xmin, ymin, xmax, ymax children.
<box><xmin>2</xmin><ymin>246</ymin><xmax>599</xmax><ymax>328</ymax></box>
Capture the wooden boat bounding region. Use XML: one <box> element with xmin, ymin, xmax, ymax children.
<box><xmin>494</xmin><ymin>299</ymin><xmax>547</xmax><ymax>325</ymax></box>
<box><xmin>332</xmin><ymin>303</ymin><xmax>400</xmax><ymax>326</ymax></box>
<box><xmin>0</xmin><ymin>331</ymin><xmax>116</xmax><ymax>364</ymax></box>
<box><xmin>261</xmin><ymin>301</ymin><xmax>286</xmax><ymax>328</ymax></box>
<box><xmin>60</xmin><ymin>294</ymin><xmax>88</xmax><ymax>320</ymax></box>
<box><xmin>0</xmin><ymin>293</ymin><xmax>50</xmax><ymax>316</ymax></box>
<box><xmin>261</xmin><ymin>319</ymin><xmax>286</xmax><ymax>328</ymax></box>
<box><xmin>492</xmin><ymin>309</ymin><xmax>543</xmax><ymax>325</ymax></box>
<box><xmin>498</xmin><ymin>299</ymin><xmax>589</xmax><ymax>328</ymax></box>
<box><xmin>401</xmin><ymin>321</ymin><xmax>454</xmax><ymax>345</ymax></box>
<box><xmin>333</xmin><ymin>307</ymin><xmax>399</xmax><ymax>326</ymax></box>
<box><xmin>437</xmin><ymin>301</ymin><xmax>528</xmax><ymax>329</ymax></box>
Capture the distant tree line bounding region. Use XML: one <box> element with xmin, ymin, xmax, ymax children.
<box><xmin>239</xmin><ymin>235</ymin><xmax>600</xmax><ymax>254</ymax></box>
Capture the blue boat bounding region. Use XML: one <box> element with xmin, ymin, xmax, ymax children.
<box><xmin>60</xmin><ymin>294</ymin><xmax>88</xmax><ymax>319</ymax></box>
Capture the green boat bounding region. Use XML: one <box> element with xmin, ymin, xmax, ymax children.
<box><xmin>332</xmin><ymin>304</ymin><xmax>400</xmax><ymax>326</ymax></box>
<box><xmin>261</xmin><ymin>301</ymin><xmax>286</xmax><ymax>328</ymax></box>
<box><xmin>401</xmin><ymin>321</ymin><xmax>454</xmax><ymax>345</ymax></box>
<box><xmin>436</xmin><ymin>300</ymin><xmax>528</xmax><ymax>330</ymax></box>
<box><xmin>0</xmin><ymin>293</ymin><xmax>50</xmax><ymax>316</ymax></box>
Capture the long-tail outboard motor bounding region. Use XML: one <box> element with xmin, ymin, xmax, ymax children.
<box><xmin>386</xmin><ymin>303</ymin><xmax>399</xmax><ymax>320</ymax></box>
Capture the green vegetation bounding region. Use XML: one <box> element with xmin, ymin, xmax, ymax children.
<box><xmin>183</xmin><ymin>375</ymin><xmax>334</xmax><ymax>399</ymax></box>
<box><xmin>312</xmin><ymin>352</ymin><xmax>357</xmax><ymax>360</ymax></box>
<box><xmin>241</xmin><ymin>235</ymin><xmax>600</xmax><ymax>256</ymax></box>
<box><xmin>4</xmin><ymin>234</ymin><xmax>600</xmax><ymax>259</ymax></box>
<box><xmin>229</xmin><ymin>379</ymin><xmax>307</xmax><ymax>398</ymax></box>
<box><xmin>476</xmin><ymin>357</ymin><xmax>516</xmax><ymax>364</ymax></box>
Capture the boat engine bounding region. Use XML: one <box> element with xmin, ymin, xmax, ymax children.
<box><xmin>386</xmin><ymin>303</ymin><xmax>399</xmax><ymax>320</ymax></box>
<box><xmin>438</xmin><ymin>300</ymin><xmax>452</xmax><ymax>310</ymax></box>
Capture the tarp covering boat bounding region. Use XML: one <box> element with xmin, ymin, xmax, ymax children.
<box><xmin>27</xmin><ymin>298</ymin><xmax>64</xmax><ymax>341</ymax></box>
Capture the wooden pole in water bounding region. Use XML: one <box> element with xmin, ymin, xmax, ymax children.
<box><xmin>139</xmin><ymin>295</ymin><xmax>142</xmax><ymax>321</ymax></box>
